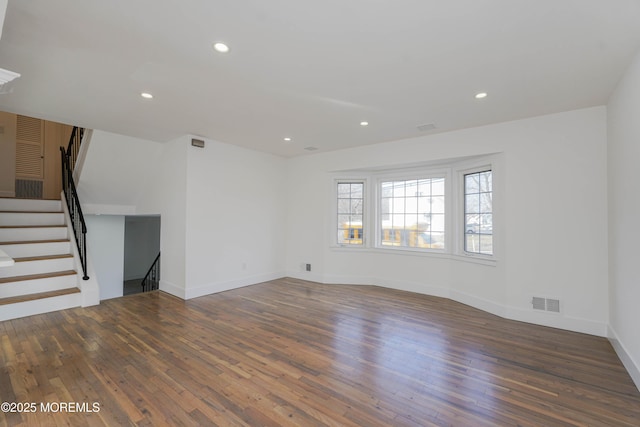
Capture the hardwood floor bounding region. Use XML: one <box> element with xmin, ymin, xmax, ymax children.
<box><xmin>0</xmin><ymin>278</ymin><xmax>638</xmax><ymax>426</ymax></box>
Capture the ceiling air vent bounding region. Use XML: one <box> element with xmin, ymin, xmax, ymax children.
<box><xmin>417</xmin><ymin>123</ymin><xmax>436</xmax><ymax>132</ymax></box>
<box><xmin>304</xmin><ymin>146</ymin><xmax>318</xmax><ymax>151</ymax></box>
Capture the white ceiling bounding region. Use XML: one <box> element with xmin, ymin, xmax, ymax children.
<box><xmin>1</xmin><ymin>0</ymin><xmax>639</xmax><ymax>158</ymax></box>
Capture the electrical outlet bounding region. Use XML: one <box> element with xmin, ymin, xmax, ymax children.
<box><xmin>306</xmin><ymin>263</ymin><xmax>311</xmax><ymax>272</ymax></box>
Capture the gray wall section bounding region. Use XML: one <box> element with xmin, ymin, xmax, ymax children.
<box><xmin>85</xmin><ymin>215</ymin><xmax>125</xmax><ymax>300</ymax></box>
<box><xmin>124</xmin><ymin>216</ymin><xmax>161</xmax><ymax>281</ymax></box>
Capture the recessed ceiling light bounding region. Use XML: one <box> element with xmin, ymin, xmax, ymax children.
<box><xmin>284</xmin><ymin>137</ymin><xmax>292</xmax><ymax>142</ymax></box>
<box><xmin>475</xmin><ymin>92</ymin><xmax>488</xmax><ymax>99</ymax></box>
<box><xmin>213</xmin><ymin>42</ymin><xmax>230</xmax><ymax>53</ymax></box>
<box><xmin>141</xmin><ymin>92</ymin><xmax>153</xmax><ymax>99</ymax></box>
<box><xmin>360</xmin><ymin>121</ymin><xmax>369</xmax><ymax>126</ymax></box>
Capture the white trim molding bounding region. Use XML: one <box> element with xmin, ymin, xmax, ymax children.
<box><xmin>608</xmin><ymin>325</ymin><xmax>640</xmax><ymax>392</ymax></box>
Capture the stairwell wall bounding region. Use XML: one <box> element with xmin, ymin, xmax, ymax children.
<box><xmin>0</xmin><ymin>111</ymin><xmax>16</xmax><ymax>197</ymax></box>
<box><xmin>607</xmin><ymin>48</ymin><xmax>640</xmax><ymax>388</ymax></box>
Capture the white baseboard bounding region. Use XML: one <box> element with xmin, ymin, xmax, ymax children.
<box><xmin>450</xmin><ymin>289</ymin><xmax>506</xmax><ymax>318</ymax></box>
<box><xmin>159</xmin><ymin>279</ymin><xmax>186</xmax><ymax>299</ymax></box>
<box><xmin>184</xmin><ymin>271</ymin><xmax>285</xmax><ymax>300</ymax></box>
<box><xmin>504</xmin><ymin>306</ymin><xmax>607</xmax><ymax>337</ymax></box>
<box><xmin>608</xmin><ymin>325</ymin><xmax>640</xmax><ymax>392</ymax></box>
<box><xmin>285</xmin><ymin>272</ymin><xmax>608</xmax><ymax>337</ymax></box>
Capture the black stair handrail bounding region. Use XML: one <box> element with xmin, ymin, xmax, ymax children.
<box><xmin>65</xmin><ymin>126</ymin><xmax>84</xmax><ymax>174</ymax></box>
<box><xmin>60</xmin><ymin>126</ymin><xmax>89</xmax><ymax>280</ymax></box>
<box><xmin>141</xmin><ymin>252</ymin><xmax>161</xmax><ymax>292</ymax></box>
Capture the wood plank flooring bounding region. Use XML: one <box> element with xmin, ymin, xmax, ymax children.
<box><xmin>0</xmin><ymin>277</ymin><xmax>639</xmax><ymax>426</ymax></box>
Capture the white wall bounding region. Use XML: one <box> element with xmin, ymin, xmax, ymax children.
<box><xmin>78</xmin><ymin>131</ymin><xmax>187</xmax><ymax>298</ymax></box>
<box><xmin>0</xmin><ymin>111</ymin><xmax>16</xmax><ymax>197</ymax></box>
<box><xmin>607</xmin><ymin>49</ymin><xmax>640</xmax><ymax>388</ymax></box>
<box><xmin>85</xmin><ymin>215</ymin><xmax>125</xmax><ymax>300</ymax></box>
<box><xmin>123</xmin><ymin>216</ymin><xmax>160</xmax><ymax>280</ymax></box>
<box><xmin>78</xmin><ymin>130</ymin><xmax>164</xmax><ymax>214</ymax></box>
<box><xmin>286</xmin><ymin>107</ymin><xmax>609</xmax><ymax>336</ymax></box>
<box><xmin>183</xmin><ymin>136</ymin><xmax>287</xmax><ymax>298</ymax></box>
<box><xmin>77</xmin><ymin>107</ymin><xmax>611</xmax><ymax>341</ymax></box>
<box><xmin>79</xmin><ymin>132</ymin><xmax>287</xmax><ymax>300</ymax></box>
<box><xmin>136</xmin><ymin>138</ymin><xmax>188</xmax><ymax>298</ymax></box>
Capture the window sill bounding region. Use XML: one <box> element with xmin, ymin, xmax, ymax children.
<box><xmin>329</xmin><ymin>245</ymin><xmax>498</xmax><ymax>266</ymax></box>
<box><xmin>451</xmin><ymin>253</ymin><xmax>497</xmax><ymax>266</ymax></box>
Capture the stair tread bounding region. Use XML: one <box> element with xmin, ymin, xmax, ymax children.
<box><xmin>14</xmin><ymin>254</ymin><xmax>73</xmax><ymax>262</ymax></box>
<box><xmin>0</xmin><ymin>225</ymin><xmax>66</xmax><ymax>229</ymax></box>
<box><xmin>0</xmin><ymin>239</ymin><xmax>70</xmax><ymax>245</ymax></box>
<box><xmin>0</xmin><ymin>287</ymin><xmax>80</xmax><ymax>306</ymax></box>
<box><xmin>0</xmin><ymin>197</ymin><xmax>61</xmax><ymax>201</ymax></box>
<box><xmin>0</xmin><ymin>211</ymin><xmax>62</xmax><ymax>213</ymax></box>
<box><xmin>0</xmin><ymin>270</ymin><xmax>77</xmax><ymax>284</ymax></box>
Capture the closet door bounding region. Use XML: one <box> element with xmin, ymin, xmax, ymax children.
<box><xmin>15</xmin><ymin>115</ymin><xmax>44</xmax><ymax>198</ymax></box>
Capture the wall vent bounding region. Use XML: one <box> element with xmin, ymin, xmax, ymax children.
<box><xmin>532</xmin><ymin>297</ymin><xmax>546</xmax><ymax>311</ymax></box>
<box><xmin>546</xmin><ymin>298</ymin><xmax>560</xmax><ymax>313</ymax></box>
<box><xmin>15</xmin><ymin>179</ymin><xmax>43</xmax><ymax>199</ymax></box>
<box><xmin>532</xmin><ymin>296</ymin><xmax>561</xmax><ymax>313</ymax></box>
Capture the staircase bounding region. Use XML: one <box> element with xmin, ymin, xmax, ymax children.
<box><xmin>0</xmin><ymin>197</ymin><xmax>82</xmax><ymax>321</ymax></box>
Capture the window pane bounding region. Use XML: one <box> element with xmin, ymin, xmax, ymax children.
<box><xmin>464</xmin><ymin>171</ymin><xmax>492</xmax><ymax>255</ymax></box>
<box><xmin>392</xmin><ymin>214</ymin><xmax>405</xmax><ymax>228</ymax></box>
<box><xmin>351</xmin><ymin>199</ymin><xmax>363</xmax><ymax>215</ymax></box>
<box><xmin>465</xmin><ymin>194</ymin><xmax>480</xmax><ymax>213</ymax></box>
<box><xmin>431</xmin><ymin>232</ymin><xmax>445</xmax><ymax>249</ymax></box>
<box><xmin>379</xmin><ymin>177</ymin><xmax>446</xmax><ymax>251</ymax></box>
<box><xmin>338</xmin><ymin>183</ymin><xmax>351</xmax><ymax>197</ymax></box>
<box><xmin>479</xmin><ymin>171</ymin><xmax>492</xmax><ymax>192</ymax></box>
<box><xmin>431</xmin><ymin>214</ymin><xmax>445</xmax><ymax>232</ymax></box>
<box><xmin>350</xmin><ymin>183</ymin><xmax>363</xmax><ymax>198</ymax></box>
<box><xmin>338</xmin><ymin>214</ymin><xmax>351</xmax><ymax>227</ymax></box>
<box><xmin>417</xmin><ymin>197</ymin><xmax>429</xmax><ymax>214</ymax></box>
<box><xmin>465</xmin><ymin>174</ymin><xmax>479</xmax><ymax>193</ymax></box>
<box><xmin>432</xmin><ymin>196</ymin><xmax>445</xmax><ymax>214</ymax></box>
<box><xmin>432</xmin><ymin>178</ymin><xmax>445</xmax><ymax>195</ymax></box>
<box><xmin>418</xmin><ymin>180</ymin><xmax>431</xmax><ymax>196</ymax></box>
<box><xmin>337</xmin><ymin>182</ymin><xmax>364</xmax><ymax>246</ymax></box>
<box><xmin>479</xmin><ymin>213</ymin><xmax>492</xmax><ymax>233</ymax></box>
<box><xmin>466</xmin><ymin>234</ymin><xmax>480</xmax><ymax>252</ymax></box>
<box><xmin>465</xmin><ymin>214</ymin><xmax>479</xmax><ymax>234</ymax></box>
<box><xmin>337</xmin><ymin>199</ymin><xmax>351</xmax><ymax>214</ymax></box>
<box><xmin>381</xmin><ymin>182</ymin><xmax>393</xmax><ymax>198</ymax></box>
<box><xmin>480</xmin><ymin>193</ymin><xmax>492</xmax><ymax>213</ymax></box>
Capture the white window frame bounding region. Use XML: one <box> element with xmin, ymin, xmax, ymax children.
<box><xmin>329</xmin><ymin>154</ymin><xmax>498</xmax><ymax>265</ymax></box>
<box><xmin>374</xmin><ymin>168</ymin><xmax>450</xmax><ymax>254</ymax></box>
<box><xmin>331</xmin><ymin>177</ymin><xmax>369</xmax><ymax>248</ymax></box>
<box><xmin>453</xmin><ymin>157</ymin><xmax>499</xmax><ymax>263</ymax></box>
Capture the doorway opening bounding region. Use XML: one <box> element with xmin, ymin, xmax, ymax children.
<box><xmin>123</xmin><ymin>215</ymin><xmax>161</xmax><ymax>296</ymax></box>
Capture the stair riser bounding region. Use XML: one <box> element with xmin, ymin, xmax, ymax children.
<box><xmin>0</xmin><ymin>241</ymin><xmax>71</xmax><ymax>258</ymax></box>
<box><xmin>0</xmin><ymin>275</ymin><xmax>77</xmax><ymax>299</ymax></box>
<box><xmin>0</xmin><ymin>212</ymin><xmax>64</xmax><ymax>226</ymax></box>
<box><xmin>0</xmin><ymin>227</ymin><xmax>68</xmax><ymax>242</ymax></box>
<box><xmin>0</xmin><ymin>258</ymin><xmax>75</xmax><ymax>278</ymax></box>
<box><xmin>0</xmin><ymin>198</ymin><xmax>62</xmax><ymax>212</ymax></box>
<box><xmin>0</xmin><ymin>292</ymin><xmax>82</xmax><ymax>322</ymax></box>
